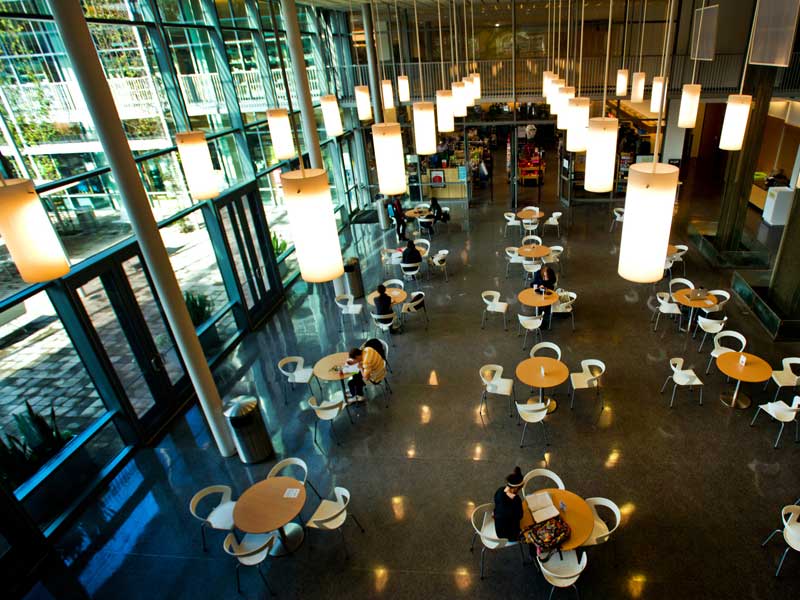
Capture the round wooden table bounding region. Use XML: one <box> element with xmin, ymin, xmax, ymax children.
<box><xmin>518</xmin><ymin>288</ymin><xmax>560</xmax><ymax>315</ymax></box>
<box><xmin>234</xmin><ymin>476</ymin><xmax>307</xmax><ymax>556</ymax></box>
<box><xmin>672</xmin><ymin>288</ymin><xmax>718</xmax><ymax>335</ymax></box>
<box><xmin>518</xmin><ymin>244</ymin><xmax>550</xmax><ymax>259</ymax></box>
<box><xmin>367</xmin><ymin>287</ymin><xmax>407</xmax><ymax>306</ymax></box>
<box><xmin>716</xmin><ymin>352</ymin><xmax>771</xmax><ymax>410</ymax></box>
<box><xmin>517</xmin><ymin>208</ymin><xmax>544</xmax><ymax>220</ymax></box>
<box><xmin>314</xmin><ymin>351</ymin><xmax>353</xmax><ymax>399</ymax></box>
<box><xmin>405</xmin><ymin>208</ymin><xmax>430</xmax><ymax>218</ymax></box>
<box><xmin>516</xmin><ymin>356</ymin><xmax>569</xmax><ymax>413</ymax></box>
<box><xmin>667</xmin><ymin>244</ymin><xmax>679</xmax><ymax>256</ymax></box>
<box><xmin>519</xmin><ymin>489</ymin><xmax>594</xmax><ymax>550</ymax></box>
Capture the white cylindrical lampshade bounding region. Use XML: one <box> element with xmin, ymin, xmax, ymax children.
<box><xmin>616</xmin><ymin>69</ymin><xmax>629</xmax><ymax>97</ymax></box>
<box><xmin>584</xmin><ymin>117</ymin><xmax>619</xmax><ymax>193</ymax></box>
<box><xmin>320</xmin><ymin>95</ymin><xmax>343</xmax><ymax>137</ymax></box>
<box><xmin>470</xmin><ymin>72</ymin><xmax>481</xmax><ymax>100</ymax></box>
<box><xmin>566</xmin><ymin>97</ymin><xmax>591</xmax><ymax>153</ymax></box>
<box><xmin>280</xmin><ymin>168</ymin><xmax>344</xmax><ymax>283</ymax></box>
<box><xmin>398</xmin><ymin>76</ymin><xmax>410</xmax><ymax>103</ymax></box>
<box><xmin>618</xmin><ymin>162</ymin><xmax>679</xmax><ymax>283</ymax></box>
<box><xmin>452</xmin><ymin>81</ymin><xmax>467</xmax><ymax>117</ymax></box>
<box><xmin>631</xmin><ymin>72</ymin><xmax>646</xmax><ymax>103</ymax></box>
<box><xmin>381</xmin><ymin>79</ymin><xmax>395</xmax><ymax>110</ymax></box>
<box><xmin>650</xmin><ymin>77</ymin><xmax>666</xmax><ymax>114</ymax></box>
<box><xmin>719</xmin><ymin>94</ymin><xmax>752</xmax><ymax>151</ymax></box>
<box><xmin>372</xmin><ymin>122</ymin><xmax>406</xmax><ymax>195</ymax></box>
<box><xmin>549</xmin><ymin>79</ymin><xmax>566</xmax><ymax>114</ymax></box>
<box><xmin>413</xmin><ymin>102</ymin><xmax>437</xmax><ymax>155</ymax></box>
<box><xmin>462</xmin><ymin>77</ymin><xmax>475</xmax><ymax>107</ymax></box>
<box><xmin>542</xmin><ymin>71</ymin><xmax>554</xmax><ymax>99</ymax></box>
<box><xmin>556</xmin><ymin>86</ymin><xmax>575</xmax><ymax>130</ymax></box>
<box><xmin>678</xmin><ymin>84</ymin><xmax>702</xmax><ymax>128</ymax></box>
<box><xmin>355</xmin><ymin>85</ymin><xmax>372</xmax><ymax>121</ymax></box>
<box><xmin>436</xmin><ymin>90</ymin><xmax>454</xmax><ymax>132</ymax></box>
<box><xmin>175</xmin><ymin>131</ymin><xmax>219</xmax><ymax>200</ymax></box>
<box><xmin>267</xmin><ymin>108</ymin><xmax>295</xmax><ymax>160</ymax></box>
<box><xmin>0</xmin><ymin>179</ymin><xmax>69</xmax><ymax>283</ymax></box>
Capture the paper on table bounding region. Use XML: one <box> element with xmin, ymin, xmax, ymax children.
<box><xmin>341</xmin><ymin>364</ymin><xmax>359</xmax><ymax>375</ymax></box>
<box><xmin>283</xmin><ymin>488</ymin><xmax>300</xmax><ymax>499</ymax></box>
<box><xmin>527</xmin><ymin>491</ymin><xmax>559</xmax><ymax>523</ymax></box>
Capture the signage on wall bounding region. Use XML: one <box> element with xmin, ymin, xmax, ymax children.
<box><xmin>457</xmin><ymin>166</ymin><xmax>467</xmax><ymax>181</ymax></box>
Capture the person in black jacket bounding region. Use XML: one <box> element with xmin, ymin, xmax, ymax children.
<box><xmin>401</xmin><ymin>239</ymin><xmax>422</xmax><ymax>264</ymax></box>
<box><xmin>493</xmin><ymin>466</ymin><xmax>525</xmax><ymax>541</ymax></box>
<box><xmin>372</xmin><ymin>284</ymin><xmax>394</xmax><ymax>324</ymax></box>
<box><xmin>531</xmin><ymin>265</ymin><xmax>557</xmax><ymax>292</ymax></box>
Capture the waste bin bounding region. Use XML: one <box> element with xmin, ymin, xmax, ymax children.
<box><xmin>375</xmin><ymin>193</ymin><xmax>391</xmax><ymax>230</ymax></box>
<box><xmin>332</xmin><ymin>273</ymin><xmax>347</xmax><ymax>297</ymax></box>
<box><xmin>343</xmin><ymin>257</ymin><xmax>364</xmax><ymax>298</ymax></box>
<box><xmin>224</xmin><ymin>396</ymin><xmax>273</xmax><ymax>464</ymax></box>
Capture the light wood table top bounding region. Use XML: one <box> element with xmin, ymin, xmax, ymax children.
<box><xmin>405</xmin><ymin>208</ymin><xmax>431</xmax><ymax>218</ymax></box>
<box><xmin>515</xmin><ymin>357</ymin><xmax>569</xmax><ymax>389</ymax></box>
<box><xmin>313</xmin><ymin>352</ymin><xmax>353</xmax><ymax>381</ymax></box>
<box><xmin>519</xmin><ymin>488</ymin><xmax>594</xmax><ymax>551</ymax></box>
<box><xmin>672</xmin><ymin>288</ymin><xmax>718</xmax><ymax>309</ymax></box>
<box><xmin>667</xmin><ymin>244</ymin><xmax>679</xmax><ymax>256</ymax></box>
<box><xmin>518</xmin><ymin>288</ymin><xmax>559</xmax><ymax>308</ymax></box>
<box><xmin>367</xmin><ymin>287</ymin><xmax>407</xmax><ymax>306</ymax></box>
<box><xmin>518</xmin><ymin>244</ymin><xmax>550</xmax><ymax>259</ymax></box>
<box><xmin>517</xmin><ymin>208</ymin><xmax>544</xmax><ymax>220</ymax></box>
<box><xmin>716</xmin><ymin>352</ymin><xmax>772</xmax><ymax>383</ymax></box>
<box><xmin>234</xmin><ymin>477</ymin><xmax>307</xmax><ymax>534</ymax></box>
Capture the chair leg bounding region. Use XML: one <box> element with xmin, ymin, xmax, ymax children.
<box><xmin>548</xmin><ymin>585</ymin><xmax>556</xmax><ymax>600</ymax></box>
<box><xmin>339</xmin><ymin>527</ymin><xmax>350</xmax><ymax>559</ymax></box>
<box><xmin>774</xmin><ymin>385</ymin><xmax>781</xmax><ymax>403</ymax></box>
<box><xmin>670</xmin><ymin>384</ymin><xmax>678</xmax><ymax>408</ymax></box>
<box><xmin>257</xmin><ymin>566</ymin><xmax>276</xmax><ymax>596</ymax></box>
<box><xmin>653</xmin><ymin>312</ymin><xmax>661</xmax><ymax>332</ymax></box>
<box><xmin>776</xmin><ymin>546</ymin><xmax>791</xmax><ymax>577</ymax></box>
<box><xmin>659</xmin><ymin>376</ymin><xmax>671</xmax><ymax>393</ymax></box>
<box><xmin>480</xmin><ymin>547</ymin><xmax>487</xmax><ymax>580</ymax></box>
<box><xmin>750</xmin><ymin>407</ymin><xmax>762</xmax><ymax>427</ymax></box>
<box><xmin>481</xmin><ymin>310</ymin><xmax>486</xmax><ymax>329</ymax></box>
<box><xmin>313</xmin><ymin>420</ymin><xmax>319</xmax><ymax>449</ymax></box>
<box><xmin>541</xmin><ymin>421</ymin><xmax>550</xmax><ymax>446</ymax></box>
<box><xmin>761</xmin><ymin>528</ymin><xmax>781</xmax><ymax>546</ymax></box>
<box><xmin>698</xmin><ymin>332</ymin><xmax>708</xmax><ymax>352</ymax></box>
<box><xmin>774</xmin><ymin>422</ymin><xmax>785</xmax><ymax>449</ymax></box>
<box><xmin>330</xmin><ymin>419</ymin><xmax>341</xmax><ymax>446</ymax></box>
<box><xmin>698</xmin><ymin>387</ymin><xmax>703</xmax><ymax>406</ymax></box>
<box><xmin>350</xmin><ymin>512</ymin><xmax>366</xmax><ymax>533</ymax></box>
<box><xmin>307</xmin><ymin>478</ymin><xmax>323</xmax><ymax>500</ymax></box>
<box><xmin>570</xmin><ymin>388</ymin><xmax>576</xmax><ymax>409</ymax></box>
<box><xmin>200</xmin><ymin>522</ymin><xmax>207</xmax><ymax>552</ymax></box>
<box><xmin>234</xmin><ymin>563</ymin><xmax>241</xmax><ymax>593</ymax></box>
<box><xmin>705</xmin><ymin>355</ymin><xmax>713</xmax><ymax>374</ymax></box>
<box><xmin>519</xmin><ymin>422</ymin><xmax>528</xmax><ymax>448</ymax></box>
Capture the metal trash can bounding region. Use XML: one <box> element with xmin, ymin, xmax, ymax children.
<box><xmin>224</xmin><ymin>396</ymin><xmax>273</xmax><ymax>464</ymax></box>
<box><xmin>375</xmin><ymin>193</ymin><xmax>391</xmax><ymax>230</ymax></box>
<box><xmin>343</xmin><ymin>257</ymin><xmax>364</xmax><ymax>298</ymax></box>
<box><xmin>332</xmin><ymin>274</ymin><xmax>347</xmax><ymax>297</ymax></box>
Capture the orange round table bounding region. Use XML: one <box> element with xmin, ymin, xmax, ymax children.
<box><xmin>234</xmin><ymin>476</ymin><xmax>307</xmax><ymax>555</ymax></box>
<box><xmin>716</xmin><ymin>352</ymin><xmax>771</xmax><ymax>409</ymax></box>
<box><xmin>518</xmin><ymin>288</ymin><xmax>559</xmax><ymax>315</ymax></box>
<box><xmin>519</xmin><ymin>488</ymin><xmax>594</xmax><ymax>550</ymax></box>
<box><xmin>518</xmin><ymin>244</ymin><xmax>550</xmax><ymax>259</ymax></box>
<box><xmin>516</xmin><ymin>356</ymin><xmax>569</xmax><ymax>413</ymax></box>
<box><xmin>405</xmin><ymin>208</ymin><xmax>430</xmax><ymax>218</ymax></box>
<box><xmin>367</xmin><ymin>287</ymin><xmax>407</xmax><ymax>306</ymax></box>
<box><xmin>672</xmin><ymin>288</ymin><xmax>718</xmax><ymax>335</ymax></box>
<box><xmin>517</xmin><ymin>208</ymin><xmax>544</xmax><ymax>220</ymax></box>
<box><xmin>314</xmin><ymin>351</ymin><xmax>353</xmax><ymax>400</ymax></box>
<box><xmin>667</xmin><ymin>244</ymin><xmax>679</xmax><ymax>256</ymax></box>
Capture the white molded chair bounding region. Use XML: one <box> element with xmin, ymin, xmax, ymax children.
<box><xmin>569</xmin><ymin>359</ymin><xmax>606</xmax><ymax>410</ymax></box>
<box><xmin>530</xmin><ymin>341</ymin><xmax>562</xmax><ymax>361</ymax></box>
<box><xmin>542</xmin><ymin>245</ymin><xmax>564</xmax><ymax>272</ymax></box>
<box><xmin>663</xmin><ymin>257</ymin><xmax>675</xmax><ymax>280</ymax></box>
<box><xmin>334</xmin><ymin>294</ymin><xmax>365</xmax><ymax>332</ymax></box>
<box><xmin>416</xmin><ymin>203</ymin><xmax>431</xmax><ymax>210</ymax></box>
<box><xmin>277</xmin><ymin>356</ymin><xmax>318</xmax><ymax>404</ymax></box>
<box><xmin>750</xmin><ymin>395</ymin><xmax>800</xmax><ymax>448</ymax></box>
<box><xmin>380</xmin><ymin>248</ymin><xmax>401</xmax><ymax>275</ymax></box>
<box><xmin>522</xmin><ymin>219</ymin><xmax>539</xmax><ymax>237</ymax></box>
<box><xmin>761</xmin><ymin>505</ymin><xmax>800</xmax><ymax>576</ymax></box>
<box><xmin>522</xmin><ymin>468</ymin><xmax>566</xmax><ymax>497</ymax></box>
<box><xmin>401</xmin><ymin>291</ymin><xmax>428</xmax><ymax>329</ymax></box>
<box><xmin>515</xmin><ymin>400</ymin><xmax>551</xmax><ymax>448</ymax></box>
<box><xmin>308</xmin><ymin>396</ymin><xmax>346</xmax><ymax>449</ymax></box>
<box><xmin>417</xmin><ymin>216</ymin><xmax>434</xmax><ymax>239</ymax></box>
<box><xmin>479</xmin><ymin>364</ymin><xmax>516</xmax><ymax>417</ymax></box>
<box><xmin>370</xmin><ymin>312</ymin><xmax>395</xmax><ymax>346</ymax></box>
<box><xmin>517</xmin><ymin>314</ymin><xmax>544</xmax><ymax>350</ymax></box>
<box><xmin>505</xmin><ymin>246</ymin><xmax>525</xmax><ymax>278</ymax></box>
<box><xmin>189</xmin><ymin>485</ymin><xmax>236</xmax><ymax>552</ymax></box>
<box><xmin>538</xmin><ymin>550</ymin><xmax>588</xmax><ymax>600</ymax></box>
<box><xmin>695</xmin><ymin>316</ymin><xmax>728</xmax><ymax>352</ymax></box>
<box><xmin>504</xmin><ymin>212</ymin><xmax>522</xmax><ymax>236</ymax></box>
<box><xmin>551</xmin><ymin>290</ymin><xmax>576</xmax><ymax>330</ymax></box>
<box><xmin>382</xmin><ymin>278</ymin><xmax>405</xmax><ymax>289</ymax></box>
<box><xmin>669</xmin><ymin>244</ymin><xmax>689</xmax><ymax>276</ymax></box>
<box><xmin>429</xmin><ymin>249</ymin><xmax>449</xmax><ymax>281</ymax></box>
<box><xmin>582</xmin><ymin>497</ymin><xmax>621</xmax><ymax>546</ymax></box>
<box><xmin>653</xmin><ymin>292</ymin><xmax>682</xmax><ymax>332</ymax></box>
<box><xmin>267</xmin><ymin>457</ymin><xmax>322</xmax><ymax>499</ymax></box>
<box><xmin>523</xmin><ymin>260</ymin><xmax>542</xmax><ymax>285</ymax></box>
<box><xmin>415</xmin><ymin>238</ymin><xmax>431</xmax><ymax>255</ymax></box>
<box><xmin>705</xmin><ymin>330</ymin><xmax>746</xmax><ymax>374</ymax></box>
<box><xmin>223</xmin><ymin>532</ymin><xmax>277</xmax><ymax>596</ymax></box>
<box><xmin>400</xmin><ymin>262</ymin><xmax>422</xmax><ymax>285</ymax></box>
<box><xmin>306</xmin><ymin>486</ymin><xmax>365</xmax><ymax>558</ymax></box>
<box><xmin>469</xmin><ymin>502</ymin><xmax>524</xmax><ymax>580</ymax></box>
<box><xmin>765</xmin><ymin>357</ymin><xmax>800</xmax><ymax>402</ymax></box>
<box><xmin>669</xmin><ymin>277</ymin><xmax>695</xmax><ymax>298</ymax></box>
<box><xmin>659</xmin><ymin>357</ymin><xmax>703</xmax><ymax>408</ymax></box>
<box><xmin>609</xmin><ymin>207</ymin><xmax>624</xmax><ymax>232</ymax></box>
<box><xmin>522</xmin><ymin>234</ymin><xmax>542</xmax><ymax>246</ymax></box>
<box><xmin>543</xmin><ymin>211</ymin><xmax>562</xmax><ymax>238</ymax></box>
<box><xmin>481</xmin><ymin>291</ymin><xmax>508</xmax><ymax>330</ymax></box>
<box><xmin>700</xmin><ymin>289</ymin><xmax>730</xmax><ymax>318</ymax></box>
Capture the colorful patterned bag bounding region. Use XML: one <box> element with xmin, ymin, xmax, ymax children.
<box><xmin>521</xmin><ymin>515</ymin><xmax>571</xmax><ymax>553</ymax></box>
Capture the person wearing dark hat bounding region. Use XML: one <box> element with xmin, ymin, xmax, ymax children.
<box><xmin>493</xmin><ymin>466</ymin><xmax>525</xmax><ymax>540</ymax></box>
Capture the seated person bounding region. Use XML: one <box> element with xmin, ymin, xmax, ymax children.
<box><xmin>346</xmin><ymin>345</ymin><xmax>386</xmax><ymax>402</ymax></box>
<box><xmin>401</xmin><ymin>239</ymin><xmax>422</xmax><ymax>265</ymax></box>
<box><xmin>531</xmin><ymin>265</ymin><xmax>557</xmax><ymax>323</ymax></box>
<box><xmin>493</xmin><ymin>466</ymin><xmax>524</xmax><ymax>541</ymax></box>
<box><xmin>431</xmin><ymin>198</ymin><xmax>449</xmax><ymax>223</ymax></box>
<box><xmin>372</xmin><ymin>284</ymin><xmax>394</xmax><ymax>324</ymax></box>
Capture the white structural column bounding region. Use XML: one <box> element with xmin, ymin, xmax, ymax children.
<box><xmin>48</xmin><ymin>0</ymin><xmax>235</xmax><ymax>456</ymax></box>
<box><xmin>281</xmin><ymin>0</ymin><xmax>322</xmax><ymax>168</ymax></box>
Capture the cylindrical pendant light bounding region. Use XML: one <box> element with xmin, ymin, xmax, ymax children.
<box><xmin>616</xmin><ymin>69</ymin><xmax>629</xmax><ymax>97</ymax></box>
<box><xmin>381</xmin><ymin>79</ymin><xmax>395</xmax><ymax>110</ymax></box>
<box><xmin>436</xmin><ymin>89</ymin><xmax>454</xmax><ymax>132</ymax></box>
<box><xmin>566</xmin><ymin>97</ymin><xmax>590</xmax><ymax>153</ymax></box>
<box><xmin>631</xmin><ymin>72</ymin><xmax>646</xmax><ymax>102</ymax></box>
<box><xmin>452</xmin><ymin>81</ymin><xmax>467</xmax><ymax>117</ymax></box>
<box><xmin>470</xmin><ymin>72</ymin><xmax>481</xmax><ymax>100</ymax></box>
<box><xmin>320</xmin><ymin>95</ymin><xmax>343</xmax><ymax>137</ymax></box>
<box><xmin>267</xmin><ymin>108</ymin><xmax>296</xmax><ymax>160</ymax></box>
<box><xmin>543</xmin><ymin>70</ymin><xmax>554</xmax><ymax>100</ymax></box>
<box><xmin>719</xmin><ymin>94</ymin><xmax>752</xmax><ymax>151</ymax></box>
<box><xmin>355</xmin><ymin>85</ymin><xmax>373</xmax><ymax>121</ymax></box>
<box><xmin>678</xmin><ymin>84</ymin><xmax>701</xmax><ymax>128</ymax></box>
<box><xmin>462</xmin><ymin>77</ymin><xmax>475</xmax><ymax>107</ymax></box>
<box><xmin>280</xmin><ymin>169</ymin><xmax>344</xmax><ymax>283</ymax></box>
<box><xmin>398</xmin><ymin>75</ymin><xmax>410</xmax><ymax>103</ymax></box>
<box><xmin>556</xmin><ymin>86</ymin><xmax>575</xmax><ymax>130</ymax></box>
<box><xmin>617</xmin><ymin>163</ymin><xmax>679</xmax><ymax>282</ymax></box>
<box><xmin>175</xmin><ymin>131</ymin><xmax>219</xmax><ymax>200</ymax></box>
<box><xmin>650</xmin><ymin>76</ymin><xmax>666</xmax><ymax>114</ymax></box>
<box><xmin>585</xmin><ymin>117</ymin><xmax>619</xmax><ymax>193</ymax></box>
<box><xmin>0</xmin><ymin>179</ymin><xmax>70</xmax><ymax>283</ymax></box>
<box><xmin>413</xmin><ymin>102</ymin><xmax>436</xmax><ymax>155</ymax></box>
<box><xmin>549</xmin><ymin>78</ymin><xmax>566</xmax><ymax>114</ymax></box>
<box><xmin>372</xmin><ymin>122</ymin><xmax>406</xmax><ymax>195</ymax></box>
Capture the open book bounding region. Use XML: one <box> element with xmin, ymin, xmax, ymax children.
<box><xmin>341</xmin><ymin>363</ymin><xmax>360</xmax><ymax>375</ymax></box>
<box><xmin>527</xmin><ymin>491</ymin><xmax>559</xmax><ymax>523</ymax></box>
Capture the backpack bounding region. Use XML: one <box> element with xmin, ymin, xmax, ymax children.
<box><xmin>521</xmin><ymin>515</ymin><xmax>571</xmax><ymax>555</ymax></box>
<box><xmin>387</xmin><ymin>203</ymin><xmax>395</xmax><ymax>218</ymax></box>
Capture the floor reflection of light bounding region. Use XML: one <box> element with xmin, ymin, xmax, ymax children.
<box><xmin>598</xmin><ymin>405</ymin><xmax>613</xmax><ymax>428</ymax></box>
<box><xmin>407</xmin><ymin>444</ymin><xmax>416</xmax><ymax>458</ymax></box>
<box><xmin>474</xmin><ymin>407</ymin><xmax>484</xmax><ymax>425</ymax></box>
<box><xmin>391</xmin><ymin>496</ymin><xmax>406</xmax><ymax>520</ymax></box>
<box><xmin>465</xmin><ymin>500</ymin><xmax>476</xmax><ymax>520</ymax></box>
<box><xmin>428</xmin><ymin>370</ymin><xmax>439</xmax><ymax>385</ymax></box>
<box><xmin>620</xmin><ymin>502</ymin><xmax>636</xmax><ymax>525</ymax></box>
<box><xmin>454</xmin><ymin>567</ymin><xmax>472</xmax><ymax>591</ymax></box>
<box><xmin>472</xmin><ymin>443</ymin><xmax>483</xmax><ymax>461</ymax></box>
<box><xmin>420</xmin><ymin>405</ymin><xmax>431</xmax><ymax>424</ymax></box>
<box><xmin>605</xmin><ymin>449</ymin><xmax>620</xmax><ymax>468</ymax></box>
<box><xmin>627</xmin><ymin>573</ymin><xmax>647</xmax><ymax>598</ymax></box>
<box><xmin>542</xmin><ymin>451</ymin><xmax>552</xmax><ymax>467</ymax></box>
<box><xmin>374</xmin><ymin>567</ymin><xmax>389</xmax><ymax>592</ymax></box>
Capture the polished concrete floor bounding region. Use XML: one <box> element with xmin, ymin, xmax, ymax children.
<box><xmin>41</xmin><ymin>151</ymin><xmax>800</xmax><ymax>600</ymax></box>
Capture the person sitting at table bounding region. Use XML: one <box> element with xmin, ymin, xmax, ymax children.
<box><xmin>402</xmin><ymin>239</ymin><xmax>422</xmax><ymax>265</ymax></box>
<box><xmin>391</xmin><ymin>196</ymin><xmax>407</xmax><ymax>241</ymax></box>
<box><xmin>345</xmin><ymin>344</ymin><xmax>386</xmax><ymax>403</ymax></box>
<box><xmin>493</xmin><ymin>466</ymin><xmax>524</xmax><ymax>541</ymax></box>
<box><xmin>372</xmin><ymin>284</ymin><xmax>394</xmax><ymax>325</ymax></box>
<box><xmin>531</xmin><ymin>265</ymin><xmax>557</xmax><ymax>292</ymax></box>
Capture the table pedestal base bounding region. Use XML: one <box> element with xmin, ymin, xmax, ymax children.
<box><xmin>271</xmin><ymin>522</ymin><xmax>305</xmax><ymax>556</ymax></box>
<box><xmin>545</xmin><ymin>397</ymin><xmax>558</xmax><ymax>413</ymax></box>
<box><xmin>720</xmin><ymin>392</ymin><xmax>752</xmax><ymax>410</ymax></box>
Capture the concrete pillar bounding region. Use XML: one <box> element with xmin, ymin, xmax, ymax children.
<box><xmin>49</xmin><ymin>0</ymin><xmax>235</xmax><ymax>456</ymax></box>
<box><xmin>769</xmin><ymin>187</ymin><xmax>800</xmax><ymax>316</ymax></box>
<box><xmin>361</xmin><ymin>3</ymin><xmax>383</xmax><ymax>123</ymax></box>
<box><xmin>280</xmin><ymin>0</ymin><xmax>322</xmax><ymax>169</ymax></box>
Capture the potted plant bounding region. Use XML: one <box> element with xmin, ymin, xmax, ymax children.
<box><xmin>271</xmin><ymin>231</ymin><xmax>288</xmax><ymax>257</ymax></box>
<box><xmin>184</xmin><ymin>290</ymin><xmax>221</xmax><ymax>354</ymax></box>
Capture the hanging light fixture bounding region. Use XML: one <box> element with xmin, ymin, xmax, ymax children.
<box><xmin>585</xmin><ymin>0</ymin><xmax>619</xmax><ymax>193</ymax></box>
<box><xmin>649</xmin><ymin>76</ymin><xmax>666</xmax><ymax>113</ymax></box>
<box><xmin>452</xmin><ymin>80</ymin><xmax>467</xmax><ymax>117</ymax></box>
<box><xmin>435</xmin><ymin>0</ymin><xmax>454</xmax><ymax>133</ymax></box>
<box><xmin>549</xmin><ymin>78</ymin><xmax>566</xmax><ymax>114</ymax></box>
<box><xmin>556</xmin><ymin>86</ymin><xmax>575</xmax><ymax>130</ymax></box>
<box><xmin>469</xmin><ymin>0</ymin><xmax>480</xmax><ymax>101</ymax></box>
<box><xmin>616</xmin><ymin>0</ymin><xmax>631</xmax><ymax>96</ymax></box>
<box><xmin>678</xmin><ymin>1</ymin><xmax>710</xmax><ymax>129</ymax></box>
<box><xmin>618</xmin><ymin>0</ymin><xmax>679</xmax><ymax>283</ymax></box>
<box><xmin>543</xmin><ymin>1</ymin><xmax>553</xmax><ymax>99</ymax></box>
<box><xmin>0</xmin><ymin>179</ymin><xmax>70</xmax><ymax>283</ymax></box>
<box><xmin>267</xmin><ymin>109</ymin><xmax>296</xmax><ymax>160</ymax></box>
<box><xmin>355</xmin><ymin>86</ymin><xmax>373</xmax><ymax>121</ymax></box>
<box><xmin>372</xmin><ymin>122</ymin><xmax>406</xmax><ymax>194</ymax></box>
<box><xmin>320</xmin><ymin>95</ymin><xmax>343</xmax><ymax>137</ymax></box>
<box><xmin>411</xmin><ymin>0</ymin><xmax>437</xmax><ymax>155</ymax></box>
<box><xmin>631</xmin><ymin>0</ymin><xmax>648</xmax><ymax>102</ymax></box>
<box><xmin>394</xmin><ymin>0</ymin><xmax>410</xmax><ymax>103</ymax></box>
<box><xmin>175</xmin><ymin>131</ymin><xmax>219</xmax><ymax>200</ymax></box>
<box><xmin>381</xmin><ymin>79</ymin><xmax>395</xmax><ymax>110</ymax></box>
<box><xmin>567</xmin><ymin>2</ymin><xmax>589</xmax><ymax>153</ymax></box>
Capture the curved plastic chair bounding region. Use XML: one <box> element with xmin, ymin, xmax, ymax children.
<box><xmin>516</xmin><ymin>399</ymin><xmax>551</xmax><ymax>448</ymax></box>
<box><xmin>669</xmin><ymin>244</ymin><xmax>689</xmax><ymax>276</ymax></box>
<box><xmin>505</xmin><ymin>246</ymin><xmax>524</xmax><ymax>277</ymax></box>
<box><xmin>660</xmin><ymin>357</ymin><xmax>704</xmax><ymax>408</ymax></box>
<box><xmin>306</xmin><ymin>486</ymin><xmax>365</xmax><ymax>558</ymax></box>
<box><xmin>522</xmin><ymin>219</ymin><xmax>539</xmax><ymax>237</ymax></box>
<box><xmin>539</xmin><ymin>550</ymin><xmax>588</xmax><ymax>599</ymax></box>
<box><xmin>701</xmin><ymin>289</ymin><xmax>730</xmax><ymax>317</ymax></box>
<box><xmin>569</xmin><ymin>359</ymin><xmax>606</xmax><ymax>410</ymax></box>
<box><xmin>530</xmin><ymin>341</ymin><xmax>562</xmax><ymax>361</ymax></box>
<box><xmin>522</xmin><ymin>234</ymin><xmax>542</xmax><ymax>246</ymax></box>
<box><xmin>750</xmin><ymin>395</ymin><xmax>800</xmax><ymax>448</ymax></box>
<box><xmin>277</xmin><ymin>356</ymin><xmax>318</xmax><ymax>403</ymax></box>
<box><xmin>669</xmin><ymin>277</ymin><xmax>695</xmax><ymax>297</ymax></box>
<box><xmin>542</xmin><ymin>245</ymin><xmax>564</xmax><ymax>272</ymax></box>
<box><xmin>761</xmin><ymin>505</ymin><xmax>800</xmax><ymax>576</ymax></box>
<box><xmin>481</xmin><ymin>291</ymin><xmax>508</xmax><ymax>330</ymax></box>
<box><xmin>401</xmin><ymin>291</ymin><xmax>428</xmax><ymax>329</ymax></box>
<box><xmin>267</xmin><ymin>457</ymin><xmax>322</xmax><ymax>499</ymax></box>
<box><xmin>522</xmin><ymin>468</ymin><xmax>565</xmax><ymax>497</ymax></box>
<box><xmin>223</xmin><ymin>532</ymin><xmax>277</xmax><ymax>596</ymax></box>
<box><xmin>705</xmin><ymin>330</ymin><xmax>746</xmax><ymax>374</ymax></box>
<box><xmin>653</xmin><ymin>292</ymin><xmax>682</xmax><ymax>332</ymax></box>
<box><xmin>609</xmin><ymin>207</ymin><xmax>624</xmax><ymax>232</ymax></box>
<box><xmin>469</xmin><ymin>502</ymin><xmax>524</xmax><ymax>579</ymax></box>
<box><xmin>504</xmin><ymin>212</ymin><xmax>522</xmax><ymax>236</ymax></box>
<box><xmin>382</xmin><ymin>278</ymin><xmax>405</xmax><ymax>289</ymax></box>
<box><xmin>308</xmin><ymin>396</ymin><xmax>345</xmax><ymax>449</ymax></box>
<box><xmin>417</xmin><ymin>216</ymin><xmax>434</xmax><ymax>239</ymax></box>
<box><xmin>523</xmin><ymin>260</ymin><xmax>542</xmax><ymax>285</ymax></box>
<box><xmin>370</xmin><ymin>312</ymin><xmax>395</xmax><ymax>346</ymax></box>
<box><xmin>551</xmin><ymin>290</ymin><xmax>576</xmax><ymax>330</ymax></box>
<box><xmin>695</xmin><ymin>316</ymin><xmax>728</xmax><ymax>352</ymax></box>
<box><xmin>517</xmin><ymin>314</ymin><xmax>544</xmax><ymax>350</ymax></box>
<box><xmin>764</xmin><ymin>357</ymin><xmax>800</xmax><ymax>402</ymax></box>
<box><xmin>582</xmin><ymin>497</ymin><xmax>622</xmax><ymax>546</ymax></box>
<box><xmin>429</xmin><ymin>249</ymin><xmax>449</xmax><ymax>281</ymax></box>
<box><xmin>400</xmin><ymin>262</ymin><xmax>422</xmax><ymax>285</ymax></box>
<box><xmin>479</xmin><ymin>364</ymin><xmax>516</xmax><ymax>417</ymax></box>
<box><xmin>543</xmin><ymin>211</ymin><xmax>562</xmax><ymax>238</ymax></box>
<box><xmin>189</xmin><ymin>485</ymin><xmax>236</xmax><ymax>552</ymax></box>
<box><xmin>334</xmin><ymin>294</ymin><xmax>365</xmax><ymax>332</ymax></box>
<box><xmin>415</xmin><ymin>238</ymin><xmax>431</xmax><ymax>254</ymax></box>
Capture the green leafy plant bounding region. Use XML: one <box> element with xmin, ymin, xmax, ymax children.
<box><xmin>271</xmin><ymin>231</ymin><xmax>288</xmax><ymax>256</ymax></box>
<box><xmin>184</xmin><ymin>290</ymin><xmax>214</xmax><ymax>327</ymax></box>
<box><xmin>176</xmin><ymin>216</ymin><xmax>196</xmax><ymax>234</ymax></box>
